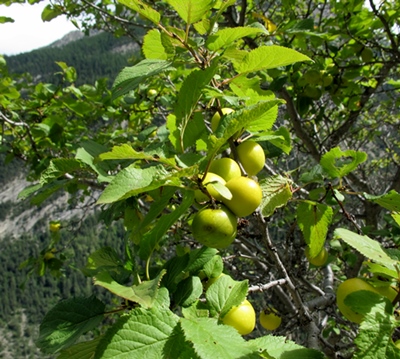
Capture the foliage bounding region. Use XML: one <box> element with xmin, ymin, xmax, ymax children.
<box><xmin>1</xmin><ymin>0</ymin><xmax>400</xmax><ymax>358</ymax></box>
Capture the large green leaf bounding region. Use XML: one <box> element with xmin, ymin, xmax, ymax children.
<box><xmin>180</xmin><ymin>317</ymin><xmax>258</xmax><ymax>359</ymax></box>
<box><xmin>174</xmin><ymin>275</ymin><xmax>203</xmax><ymax>307</ymax></box>
<box><xmin>143</xmin><ymin>29</ymin><xmax>169</xmax><ymax>60</ymax></box>
<box><xmin>97</xmin><ymin>164</ymin><xmax>196</xmax><ymax>204</ymax></box>
<box><xmin>57</xmin><ymin>337</ymin><xmax>102</xmax><ymax>359</ymax></box>
<box><xmin>334</xmin><ymin>228</ymin><xmax>399</xmax><ymax>270</ymax></box>
<box><xmin>206</xmin><ymin>26</ymin><xmax>266</xmax><ymax>51</ymax></box>
<box><xmin>235</xmin><ymin>45</ymin><xmax>311</xmax><ymax>75</ymax></box>
<box><xmin>205</xmin><ymin>275</ymin><xmax>248</xmax><ymax>318</ymax></box>
<box><xmin>166</xmin><ymin>0</ymin><xmax>215</xmax><ymax>24</ymax></box>
<box><xmin>259</xmin><ymin>175</ymin><xmax>293</xmax><ymax>217</ymax></box>
<box><xmin>364</xmin><ymin>190</ymin><xmax>400</xmax><ymax>212</ymax></box>
<box><xmin>297</xmin><ymin>201</ymin><xmax>333</xmax><ymax>257</ymax></box>
<box><xmin>117</xmin><ymin>0</ymin><xmax>160</xmax><ymax>24</ymax></box>
<box><xmin>249</xmin><ymin>336</ymin><xmax>324</xmax><ymax>359</ymax></box>
<box><xmin>346</xmin><ymin>291</ymin><xmax>396</xmax><ymax>359</ymax></box>
<box><xmin>111</xmin><ymin>59</ymin><xmax>174</xmax><ymax>99</ymax></box>
<box><xmin>320</xmin><ymin>147</ymin><xmax>367</xmax><ymax>178</ymax></box>
<box><xmin>94</xmin><ymin>308</ymin><xmax>186</xmax><ymax>359</ymax></box>
<box><xmin>37</xmin><ymin>296</ymin><xmax>105</xmax><ymax>354</ymax></box>
<box><xmin>94</xmin><ymin>270</ymin><xmax>166</xmax><ymax>308</ymax></box>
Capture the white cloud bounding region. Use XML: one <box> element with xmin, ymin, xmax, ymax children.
<box><xmin>0</xmin><ymin>1</ymin><xmax>76</xmax><ymax>56</ymax></box>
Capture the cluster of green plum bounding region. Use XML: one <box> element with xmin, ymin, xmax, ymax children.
<box><xmin>191</xmin><ymin>108</ymin><xmax>266</xmax><ymax>249</ymax></box>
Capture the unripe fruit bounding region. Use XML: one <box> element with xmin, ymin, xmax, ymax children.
<box><xmin>195</xmin><ymin>172</ymin><xmax>226</xmax><ymax>203</ymax></box>
<box><xmin>49</xmin><ymin>223</ymin><xmax>61</xmax><ymax>232</ymax></box>
<box><xmin>147</xmin><ymin>89</ymin><xmax>157</xmax><ymax>97</ymax></box>
<box><xmin>211</xmin><ymin>108</ymin><xmax>235</xmax><ymax>132</ymax></box>
<box><xmin>259</xmin><ymin>307</ymin><xmax>281</xmax><ymax>331</ymax></box>
<box><xmin>209</xmin><ymin>158</ymin><xmax>241</xmax><ymax>182</ymax></box>
<box><xmin>336</xmin><ymin>278</ymin><xmax>381</xmax><ymax>324</ymax></box>
<box><xmin>222</xmin><ymin>176</ymin><xmax>262</xmax><ymax>217</ymax></box>
<box><xmin>221</xmin><ymin>299</ymin><xmax>256</xmax><ymax>335</ymax></box>
<box><xmin>191</xmin><ymin>206</ymin><xmax>237</xmax><ymax>248</ymax></box>
<box><xmin>236</xmin><ymin>141</ymin><xmax>265</xmax><ymax>176</ymax></box>
<box><xmin>305</xmin><ymin>246</ymin><xmax>328</xmax><ymax>267</ymax></box>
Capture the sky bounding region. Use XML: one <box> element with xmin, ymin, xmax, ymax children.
<box><xmin>0</xmin><ymin>1</ymin><xmax>76</xmax><ymax>56</ymax></box>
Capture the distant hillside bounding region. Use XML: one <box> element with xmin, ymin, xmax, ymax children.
<box><xmin>4</xmin><ymin>31</ymin><xmax>141</xmax><ymax>86</ymax></box>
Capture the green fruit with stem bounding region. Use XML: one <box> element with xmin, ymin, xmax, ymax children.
<box><xmin>236</xmin><ymin>140</ymin><xmax>265</xmax><ymax>176</ymax></box>
<box><xmin>209</xmin><ymin>158</ymin><xmax>241</xmax><ymax>182</ymax></box>
<box><xmin>222</xmin><ymin>176</ymin><xmax>262</xmax><ymax>217</ymax></box>
<box><xmin>211</xmin><ymin>108</ymin><xmax>235</xmax><ymax>132</ymax></box>
<box><xmin>221</xmin><ymin>299</ymin><xmax>256</xmax><ymax>335</ymax></box>
<box><xmin>305</xmin><ymin>246</ymin><xmax>328</xmax><ymax>267</ymax></box>
<box><xmin>191</xmin><ymin>205</ymin><xmax>237</xmax><ymax>248</ymax></box>
<box><xmin>195</xmin><ymin>172</ymin><xmax>226</xmax><ymax>203</ymax></box>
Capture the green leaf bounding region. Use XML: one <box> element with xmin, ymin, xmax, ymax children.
<box><xmin>236</xmin><ymin>45</ymin><xmax>312</xmax><ymax>75</ymax></box>
<box><xmin>0</xmin><ymin>16</ymin><xmax>14</xmax><ymax>23</ymax></box>
<box><xmin>320</xmin><ymin>147</ymin><xmax>368</xmax><ymax>179</ymax></box>
<box><xmin>40</xmin><ymin>159</ymin><xmax>83</xmax><ymax>185</ymax></box>
<box><xmin>168</xmin><ymin>111</ymin><xmax>209</xmax><ymax>153</ymax></box>
<box><xmin>99</xmin><ymin>143</ymin><xmax>176</xmax><ymax>166</ymax></box>
<box><xmin>345</xmin><ymin>291</ymin><xmax>396</xmax><ymax>359</ymax></box>
<box><xmin>166</xmin><ymin>0</ymin><xmax>215</xmax><ymax>24</ymax></box>
<box><xmin>186</xmin><ymin>246</ymin><xmax>219</xmax><ymax>275</ymax></box>
<box><xmin>364</xmin><ymin>261</ymin><xmax>398</xmax><ymax>279</ymax></box>
<box><xmin>94</xmin><ymin>308</ymin><xmax>186</xmax><ymax>359</ymax></box>
<box><xmin>97</xmin><ymin>164</ymin><xmax>195</xmax><ymax>204</ymax></box>
<box><xmin>170</xmin><ymin>63</ymin><xmax>218</xmax><ymax>152</ymax></box>
<box><xmin>37</xmin><ymin>296</ymin><xmax>105</xmax><ymax>354</ymax></box>
<box><xmin>76</xmin><ymin>141</ymin><xmax>112</xmax><ymax>183</ymax></box>
<box><xmin>175</xmin><ymin>276</ymin><xmax>203</xmax><ymax>307</ymax></box>
<box><xmin>94</xmin><ymin>270</ymin><xmax>166</xmax><ymax>308</ymax></box>
<box><xmin>334</xmin><ymin>228</ymin><xmax>399</xmax><ymax>270</ymax></box>
<box><xmin>18</xmin><ymin>183</ymin><xmax>42</xmax><ymax>200</ymax></box>
<box><xmin>180</xmin><ymin>317</ymin><xmax>257</xmax><ymax>359</ymax></box>
<box><xmin>297</xmin><ymin>201</ymin><xmax>333</xmax><ymax>257</ymax></box>
<box><xmin>392</xmin><ymin>212</ymin><xmax>400</xmax><ymax>227</ymax></box>
<box><xmin>138</xmin><ymin>190</ymin><xmax>195</xmax><ymax>260</ymax></box>
<box><xmin>31</xmin><ymin>179</ymin><xmax>70</xmax><ymax>205</ymax></box>
<box><xmin>259</xmin><ymin>175</ymin><xmax>293</xmax><ymax>217</ymax></box>
<box><xmin>205</xmin><ymin>275</ymin><xmax>248</xmax><ymax>317</ymax></box>
<box><xmin>111</xmin><ymin>59</ymin><xmax>174</xmax><ymax>99</ymax></box>
<box><xmin>364</xmin><ymin>190</ymin><xmax>400</xmax><ymax>212</ymax></box>
<box><xmin>249</xmin><ymin>335</ymin><xmax>325</xmax><ymax>359</ymax></box>
<box><xmin>57</xmin><ymin>336</ymin><xmax>102</xmax><ymax>359</ymax></box>
<box><xmin>143</xmin><ymin>29</ymin><xmax>168</xmax><ymax>60</ymax></box>
<box><xmin>41</xmin><ymin>4</ymin><xmax>62</xmax><ymax>21</ymax></box>
<box><xmin>203</xmin><ymin>255</ymin><xmax>223</xmax><ymax>279</ymax></box>
<box><xmin>83</xmin><ymin>246</ymin><xmax>131</xmax><ymax>283</ymax></box>
<box><xmin>134</xmin><ymin>187</ymin><xmax>176</xmax><ymax>240</ymax></box>
<box><xmin>116</xmin><ymin>0</ymin><xmax>160</xmax><ymax>24</ymax></box>
<box><xmin>207</xmin><ymin>100</ymin><xmax>283</xmax><ymax>161</ymax></box>
<box><xmin>206</xmin><ymin>27</ymin><xmax>266</xmax><ymax>51</ymax></box>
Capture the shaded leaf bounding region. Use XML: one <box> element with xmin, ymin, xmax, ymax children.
<box><xmin>364</xmin><ymin>190</ymin><xmax>400</xmax><ymax>212</ymax></box>
<box><xmin>111</xmin><ymin>59</ymin><xmax>174</xmax><ymax>99</ymax></box>
<box><xmin>37</xmin><ymin>296</ymin><xmax>105</xmax><ymax>354</ymax></box>
<box><xmin>94</xmin><ymin>270</ymin><xmax>166</xmax><ymax>308</ymax></box>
